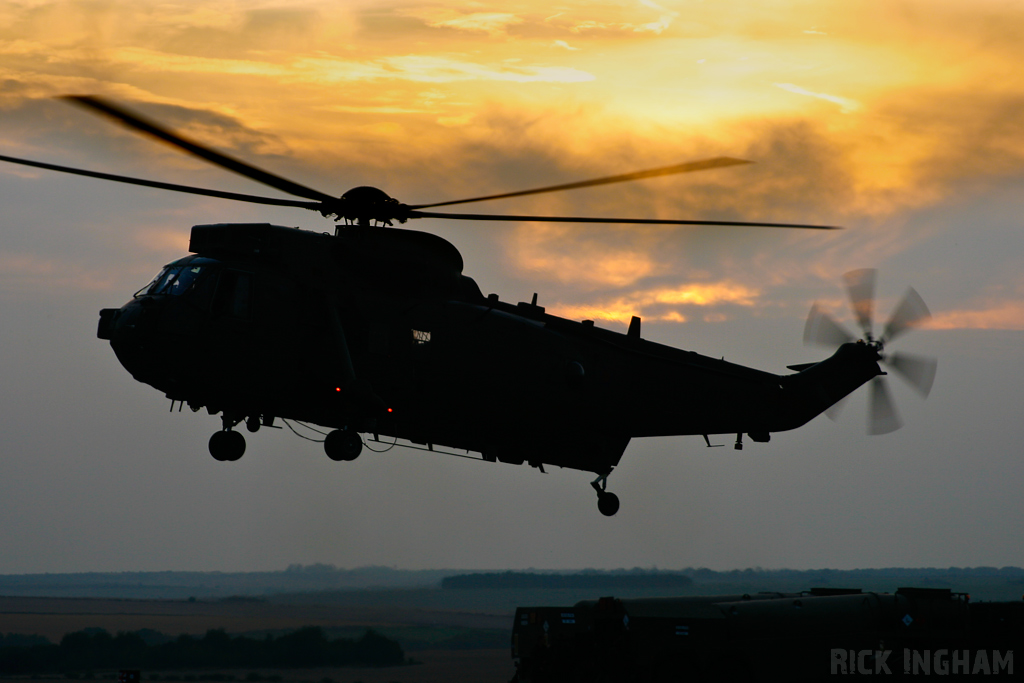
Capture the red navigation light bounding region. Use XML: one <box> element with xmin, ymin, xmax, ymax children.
<box><xmin>335</xmin><ymin>387</ymin><xmax>341</xmax><ymax>392</ymax></box>
<box><xmin>387</xmin><ymin>408</ymin><xmax>393</xmax><ymax>413</ymax></box>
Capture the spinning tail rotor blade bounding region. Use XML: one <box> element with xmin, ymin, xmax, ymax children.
<box><xmin>869</xmin><ymin>377</ymin><xmax>902</xmax><ymax>435</ymax></box>
<box><xmin>887</xmin><ymin>352</ymin><xmax>938</xmax><ymax>397</ymax></box>
<box><xmin>803</xmin><ymin>303</ymin><xmax>855</xmax><ymax>347</ymax></box>
<box><xmin>804</xmin><ymin>270</ymin><xmax>936</xmax><ymax>436</ymax></box>
<box><xmin>882</xmin><ymin>287</ymin><xmax>931</xmax><ymax>343</ymax></box>
<box><xmin>843</xmin><ymin>268</ymin><xmax>876</xmax><ymax>338</ymax></box>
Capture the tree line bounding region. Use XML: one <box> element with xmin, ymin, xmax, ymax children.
<box><xmin>441</xmin><ymin>571</ymin><xmax>693</xmax><ymax>590</ymax></box>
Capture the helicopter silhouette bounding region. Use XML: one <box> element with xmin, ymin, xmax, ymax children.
<box><xmin>0</xmin><ymin>96</ymin><xmax>936</xmax><ymax>516</ymax></box>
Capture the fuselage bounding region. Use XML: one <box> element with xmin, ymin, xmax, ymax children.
<box><xmin>100</xmin><ymin>223</ymin><xmax>883</xmax><ymax>474</ymax></box>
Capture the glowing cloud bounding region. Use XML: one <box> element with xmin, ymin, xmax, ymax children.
<box><xmin>651</xmin><ymin>283</ymin><xmax>760</xmax><ymax>307</ymax></box>
<box><xmin>549</xmin><ymin>299</ymin><xmax>646</xmax><ymax>325</ymax></box>
<box><xmin>380</xmin><ymin>55</ymin><xmax>595</xmax><ymax>83</ymax></box>
<box><xmin>928</xmin><ymin>302</ymin><xmax>1024</xmax><ymax>331</ymax></box>
<box><xmin>517</xmin><ymin>249</ymin><xmax>661</xmax><ymax>288</ymax></box>
<box><xmin>408</xmin><ymin>10</ymin><xmax>525</xmax><ymax>35</ymax></box>
<box><xmin>0</xmin><ymin>252</ymin><xmax>119</xmax><ymax>292</ymax></box>
<box><xmin>773</xmin><ymin>83</ymin><xmax>860</xmax><ymax>114</ymax></box>
<box><xmin>549</xmin><ymin>281</ymin><xmax>762</xmax><ymax>324</ymax></box>
<box><xmin>2</xmin><ymin>0</ymin><xmax>1024</xmax><ymax>319</ymax></box>
<box><xmin>636</xmin><ymin>0</ymin><xmax>678</xmax><ymax>34</ymax></box>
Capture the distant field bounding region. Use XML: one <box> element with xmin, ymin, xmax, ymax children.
<box><xmin>1</xmin><ymin>570</ymin><xmax>1019</xmax><ymax>682</ymax></box>
<box><xmin>0</xmin><ymin>595</ymin><xmax>509</xmax><ymax>642</ymax></box>
<box><xmin>0</xmin><ymin>596</ymin><xmax>514</xmax><ymax>683</ymax></box>
<box><xmin>1</xmin><ymin>566</ymin><xmax>1020</xmax><ymax>602</ymax></box>
<box><xmin>0</xmin><ymin>649</ymin><xmax>512</xmax><ymax>683</ymax></box>
<box><xmin>3</xmin><ymin>572</ymin><xmax>1021</xmax><ymax>643</ymax></box>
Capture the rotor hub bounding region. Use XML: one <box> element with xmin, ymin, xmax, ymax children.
<box><xmin>328</xmin><ymin>186</ymin><xmax>407</xmax><ymax>227</ymax></box>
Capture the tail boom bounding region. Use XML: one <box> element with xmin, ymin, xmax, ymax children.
<box><xmin>771</xmin><ymin>341</ymin><xmax>884</xmax><ymax>432</ymax></box>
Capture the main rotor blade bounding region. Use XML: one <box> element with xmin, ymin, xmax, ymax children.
<box><xmin>410</xmin><ymin>157</ymin><xmax>752</xmax><ymax>209</ymax></box>
<box><xmin>0</xmin><ymin>154</ymin><xmax>320</xmax><ymax>209</ymax></box>
<box><xmin>882</xmin><ymin>287</ymin><xmax>931</xmax><ymax>343</ymax></box>
<box><xmin>803</xmin><ymin>303</ymin><xmax>855</xmax><ymax>347</ymax></box>
<box><xmin>843</xmin><ymin>268</ymin><xmax>876</xmax><ymax>338</ymax></box>
<box><xmin>869</xmin><ymin>377</ymin><xmax>902</xmax><ymax>435</ymax></box>
<box><xmin>887</xmin><ymin>352</ymin><xmax>938</xmax><ymax>398</ymax></box>
<box><xmin>62</xmin><ymin>95</ymin><xmax>337</xmax><ymax>203</ymax></box>
<box><xmin>408</xmin><ymin>209</ymin><xmax>837</xmax><ymax>229</ymax></box>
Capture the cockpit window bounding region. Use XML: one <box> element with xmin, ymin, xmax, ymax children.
<box><xmin>136</xmin><ymin>267</ymin><xmax>175</xmax><ymax>297</ymax></box>
<box><xmin>135</xmin><ymin>265</ymin><xmax>208</xmax><ymax>297</ymax></box>
<box><xmin>168</xmin><ymin>265</ymin><xmax>205</xmax><ymax>295</ymax></box>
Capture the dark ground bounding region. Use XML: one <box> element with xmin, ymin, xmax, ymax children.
<box><xmin>0</xmin><ymin>595</ymin><xmax>514</xmax><ymax>683</ymax></box>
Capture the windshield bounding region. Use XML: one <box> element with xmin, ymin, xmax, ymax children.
<box><xmin>167</xmin><ymin>265</ymin><xmax>205</xmax><ymax>295</ymax></box>
<box><xmin>135</xmin><ymin>264</ymin><xmax>209</xmax><ymax>297</ymax></box>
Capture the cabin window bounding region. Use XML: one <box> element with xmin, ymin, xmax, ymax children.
<box><xmin>412</xmin><ymin>329</ymin><xmax>431</xmax><ymax>345</ymax></box>
<box><xmin>185</xmin><ymin>267</ymin><xmax>218</xmax><ymax>310</ymax></box>
<box><xmin>214</xmin><ymin>271</ymin><xmax>253</xmax><ymax>319</ymax></box>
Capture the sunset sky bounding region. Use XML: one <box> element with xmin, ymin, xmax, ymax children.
<box><xmin>1</xmin><ymin>0</ymin><xmax>1023</xmax><ymax>574</ymax></box>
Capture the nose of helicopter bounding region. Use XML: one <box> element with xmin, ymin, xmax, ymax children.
<box><xmin>97</xmin><ymin>308</ymin><xmax>118</xmax><ymax>340</ymax></box>
<box><xmin>97</xmin><ymin>298</ymin><xmax>161</xmax><ymax>342</ymax></box>
<box><xmin>98</xmin><ymin>297</ymin><xmax>174</xmax><ymax>388</ymax></box>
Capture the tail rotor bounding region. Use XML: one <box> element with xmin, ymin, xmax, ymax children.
<box><xmin>804</xmin><ymin>269</ymin><xmax>937</xmax><ymax>434</ymax></box>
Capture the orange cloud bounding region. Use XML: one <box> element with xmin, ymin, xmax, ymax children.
<box><xmin>516</xmin><ymin>249</ymin><xmax>660</xmax><ymax>288</ymax></box>
<box><xmin>0</xmin><ymin>252</ymin><xmax>120</xmax><ymax>293</ymax></box>
<box><xmin>548</xmin><ymin>281</ymin><xmax>761</xmax><ymax>324</ymax></box>
<box><xmin>651</xmin><ymin>283</ymin><xmax>759</xmax><ymax>307</ymax></box>
<box><xmin>548</xmin><ymin>299</ymin><xmax>643</xmax><ymax>325</ymax></box>
<box><xmin>399</xmin><ymin>9</ymin><xmax>525</xmax><ymax>36</ymax></box>
<box><xmin>928</xmin><ymin>302</ymin><xmax>1024</xmax><ymax>331</ymax></box>
<box><xmin>3</xmin><ymin>0</ymin><xmax>1024</xmax><ymax>313</ymax></box>
<box><xmin>132</xmin><ymin>228</ymin><xmax>192</xmax><ymax>255</ymax></box>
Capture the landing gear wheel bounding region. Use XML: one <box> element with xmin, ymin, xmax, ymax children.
<box><xmin>246</xmin><ymin>416</ymin><xmax>261</xmax><ymax>433</ymax></box>
<box><xmin>209</xmin><ymin>430</ymin><xmax>245</xmax><ymax>462</ymax></box>
<box><xmin>591</xmin><ymin>473</ymin><xmax>619</xmax><ymax>516</ymax></box>
<box><xmin>597</xmin><ymin>492</ymin><xmax>620</xmax><ymax>517</ymax></box>
<box><xmin>324</xmin><ymin>429</ymin><xmax>363</xmax><ymax>461</ymax></box>
<box><xmin>209</xmin><ymin>432</ymin><xmax>227</xmax><ymax>461</ymax></box>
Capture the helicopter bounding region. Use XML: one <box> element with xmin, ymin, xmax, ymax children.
<box><xmin>0</xmin><ymin>96</ymin><xmax>937</xmax><ymax>516</ymax></box>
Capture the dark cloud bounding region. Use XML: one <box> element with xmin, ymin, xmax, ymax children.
<box><xmin>243</xmin><ymin>8</ymin><xmax>319</xmax><ymax>36</ymax></box>
<box><xmin>0</xmin><ymin>96</ymin><xmax>307</xmax><ymax>188</ymax></box>
<box><xmin>876</xmin><ymin>90</ymin><xmax>1024</xmax><ymax>189</ymax></box>
<box><xmin>0</xmin><ymin>79</ymin><xmax>30</xmax><ymax>97</ymax></box>
<box><xmin>146</xmin><ymin>8</ymin><xmax>322</xmax><ymax>59</ymax></box>
<box><xmin>355</xmin><ymin>8</ymin><xmax>452</xmax><ymax>41</ymax></box>
<box><xmin>121</xmin><ymin>100</ymin><xmax>294</xmax><ymax>160</ymax></box>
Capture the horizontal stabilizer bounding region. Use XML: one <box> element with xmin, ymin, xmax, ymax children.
<box><xmin>786</xmin><ymin>362</ymin><xmax>818</xmax><ymax>372</ymax></box>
